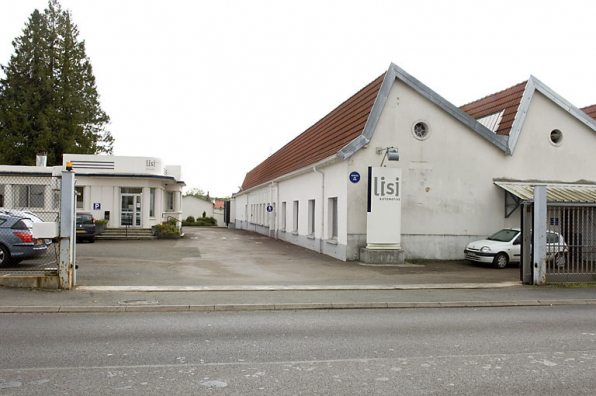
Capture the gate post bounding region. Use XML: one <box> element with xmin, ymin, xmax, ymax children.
<box><xmin>59</xmin><ymin>170</ymin><xmax>75</xmax><ymax>290</ymax></box>
<box><xmin>521</xmin><ymin>202</ymin><xmax>533</xmax><ymax>284</ymax></box>
<box><xmin>533</xmin><ymin>185</ymin><xmax>547</xmax><ymax>285</ymax></box>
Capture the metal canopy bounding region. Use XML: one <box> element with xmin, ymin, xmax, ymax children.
<box><xmin>495</xmin><ymin>181</ymin><xmax>596</xmax><ymax>204</ymax></box>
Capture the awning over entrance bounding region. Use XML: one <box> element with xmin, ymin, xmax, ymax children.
<box><xmin>494</xmin><ymin>181</ymin><xmax>596</xmax><ymax>218</ymax></box>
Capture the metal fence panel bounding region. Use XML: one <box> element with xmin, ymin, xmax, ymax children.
<box><xmin>0</xmin><ymin>175</ymin><xmax>60</xmax><ymax>274</ymax></box>
<box><xmin>546</xmin><ymin>205</ymin><xmax>596</xmax><ymax>282</ymax></box>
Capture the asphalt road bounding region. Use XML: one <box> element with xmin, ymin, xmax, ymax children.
<box><xmin>1</xmin><ymin>306</ymin><xmax>596</xmax><ymax>395</ymax></box>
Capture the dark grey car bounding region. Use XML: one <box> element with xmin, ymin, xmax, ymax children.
<box><xmin>0</xmin><ymin>213</ymin><xmax>48</xmax><ymax>266</ymax></box>
<box><xmin>76</xmin><ymin>213</ymin><xmax>96</xmax><ymax>243</ymax></box>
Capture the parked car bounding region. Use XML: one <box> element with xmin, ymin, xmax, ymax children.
<box><xmin>464</xmin><ymin>228</ymin><xmax>568</xmax><ymax>269</ymax></box>
<box><xmin>0</xmin><ymin>209</ymin><xmax>53</xmax><ymax>245</ymax></box>
<box><xmin>76</xmin><ymin>213</ymin><xmax>96</xmax><ymax>243</ymax></box>
<box><xmin>0</xmin><ymin>212</ymin><xmax>48</xmax><ymax>266</ymax></box>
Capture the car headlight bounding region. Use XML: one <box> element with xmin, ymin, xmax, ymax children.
<box><xmin>481</xmin><ymin>246</ymin><xmax>491</xmax><ymax>253</ymax></box>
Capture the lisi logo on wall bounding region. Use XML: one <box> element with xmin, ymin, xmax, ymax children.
<box><xmin>366</xmin><ymin>167</ymin><xmax>402</xmax><ymax>248</ymax></box>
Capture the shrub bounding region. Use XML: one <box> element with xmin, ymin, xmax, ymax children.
<box><xmin>202</xmin><ymin>211</ymin><xmax>206</xmax><ymax>218</ymax></box>
<box><xmin>186</xmin><ymin>215</ymin><xmax>195</xmax><ymax>223</ymax></box>
<box><xmin>181</xmin><ymin>217</ymin><xmax>218</xmax><ymax>227</ymax></box>
<box><xmin>155</xmin><ymin>222</ymin><xmax>180</xmax><ymax>234</ymax></box>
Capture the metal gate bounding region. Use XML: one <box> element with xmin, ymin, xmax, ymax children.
<box><xmin>0</xmin><ymin>174</ymin><xmax>61</xmax><ymax>274</ymax></box>
<box><xmin>546</xmin><ymin>205</ymin><xmax>596</xmax><ymax>282</ymax></box>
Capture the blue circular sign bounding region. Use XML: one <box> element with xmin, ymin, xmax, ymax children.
<box><xmin>349</xmin><ymin>171</ymin><xmax>361</xmax><ymax>183</ymax></box>
<box><xmin>267</xmin><ymin>205</ymin><xmax>273</xmax><ymax>212</ymax></box>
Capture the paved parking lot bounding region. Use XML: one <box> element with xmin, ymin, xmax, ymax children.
<box><xmin>75</xmin><ymin>227</ymin><xmax>519</xmax><ymax>287</ymax></box>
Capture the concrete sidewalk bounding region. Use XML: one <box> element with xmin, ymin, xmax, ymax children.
<box><xmin>1</xmin><ymin>284</ymin><xmax>594</xmax><ymax>313</ymax></box>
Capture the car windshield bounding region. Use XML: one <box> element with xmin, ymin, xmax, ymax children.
<box><xmin>76</xmin><ymin>214</ymin><xmax>93</xmax><ymax>224</ymax></box>
<box><xmin>487</xmin><ymin>229</ymin><xmax>519</xmax><ymax>242</ymax></box>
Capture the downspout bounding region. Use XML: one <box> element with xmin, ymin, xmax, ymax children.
<box><xmin>275</xmin><ymin>182</ymin><xmax>280</xmax><ymax>238</ymax></box>
<box><xmin>312</xmin><ymin>165</ymin><xmax>325</xmax><ymax>253</ymax></box>
<box><xmin>270</xmin><ymin>181</ymin><xmax>277</xmax><ymax>238</ymax></box>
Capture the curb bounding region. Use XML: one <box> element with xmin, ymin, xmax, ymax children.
<box><xmin>75</xmin><ymin>281</ymin><xmax>522</xmax><ymax>292</ymax></box>
<box><xmin>1</xmin><ymin>299</ymin><xmax>595</xmax><ymax>313</ymax></box>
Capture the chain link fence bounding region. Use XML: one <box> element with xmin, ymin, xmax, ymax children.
<box><xmin>0</xmin><ymin>175</ymin><xmax>61</xmax><ymax>274</ymax></box>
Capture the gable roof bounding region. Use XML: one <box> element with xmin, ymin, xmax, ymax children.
<box><xmin>241</xmin><ymin>73</ymin><xmax>385</xmax><ymax>191</ymax></box>
<box><xmin>582</xmin><ymin>104</ymin><xmax>596</xmax><ymax>119</ymax></box>
<box><xmin>239</xmin><ymin>64</ymin><xmax>596</xmax><ymax>193</ymax></box>
<box><xmin>460</xmin><ymin>81</ymin><xmax>527</xmax><ymax>136</ymax></box>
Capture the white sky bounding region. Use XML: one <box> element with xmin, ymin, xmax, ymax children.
<box><xmin>1</xmin><ymin>0</ymin><xmax>595</xmax><ymax>198</ymax></box>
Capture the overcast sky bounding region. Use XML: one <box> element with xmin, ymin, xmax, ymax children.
<box><xmin>1</xmin><ymin>0</ymin><xmax>595</xmax><ymax>197</ymax></box>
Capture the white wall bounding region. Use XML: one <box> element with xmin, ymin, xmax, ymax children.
<box><xmin>182</xmin><ymin>195</ymin><xmax>214</xmax><ymax>220</ymax></box>
<box><xmin>232</xmin><ymin>159</ymin><xmax>349</xmax><ymax>260</ymax></box>
<box><xmin>347</xmin><ymin>79</ymin><xmax>596</xmax><ymax>259</ymax></box>
<box><xmin>75</xmin><ymin>176</ymin><xmax>183</xmax><ymax>228</ymax></box>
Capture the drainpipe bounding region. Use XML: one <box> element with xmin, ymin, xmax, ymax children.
<box><xmin>272</xmin><ymin>181</ymin><xmax>279</xmax><ymax>238</ymax></box>
<box><xmin>312</xmin><ymin>165</ymin><xmax>325</xmax><ymax>253</ymax></box>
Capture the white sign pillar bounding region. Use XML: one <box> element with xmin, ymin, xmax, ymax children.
<box><xmin>366</xmin><ymin>167</ymin><xmax>402</xmax><ymax>249</ymax></box>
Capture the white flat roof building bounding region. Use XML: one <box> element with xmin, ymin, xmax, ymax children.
<box><xmin>0</xmin><ymin>154</ymin><xmax>185</xmax><ymax>229</ymax></box>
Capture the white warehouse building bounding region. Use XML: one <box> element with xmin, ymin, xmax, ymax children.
<box><xmin>230</xmin><ymin>63</ymin><xmax>596</xmax><ymax>262</ymax></box>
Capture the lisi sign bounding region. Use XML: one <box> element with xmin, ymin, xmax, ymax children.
<box><xmin>366</xmin><ymin>167</ymin><xmax>402</xmax><ymax>249</ymax></box>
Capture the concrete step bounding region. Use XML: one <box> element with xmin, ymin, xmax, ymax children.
<box><xmin>97</xmin><ymin>228</ymin><xmax>156</xmax><ymax>240</ymax></box>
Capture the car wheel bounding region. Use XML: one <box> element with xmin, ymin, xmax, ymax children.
<box><xmin>0</xmin><ymin>245</ymin><xmax>9</xmax><ymax>267</ymax></box>
<box><xmin>89</xmin><ymin>237</ymin><xmax>95</xmax><ymax>243</ymax></box>
<box><xmin>493</xmin><ymin>253</ymin><xmax>509</xmax><ymax>269</ymax></box>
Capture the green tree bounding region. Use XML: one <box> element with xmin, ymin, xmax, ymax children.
<box><xmin>0</xmin><ymin>0</ymin><xmax>113</xmax><ymax>166</ymax></box>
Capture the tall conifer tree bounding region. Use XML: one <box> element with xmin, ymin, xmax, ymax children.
<box><xmin>0</xmin><ymin>0</ymin><xmax>113</xmax><ymax>166</ymax></box>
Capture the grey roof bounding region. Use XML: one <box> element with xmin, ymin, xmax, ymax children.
<box><xmin>494</xmin><ymin>181</ymin><xmax>596</xmax><ymax>203</ymax></box>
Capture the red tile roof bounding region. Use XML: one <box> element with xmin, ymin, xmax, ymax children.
<box><xmin>582</xmin><ymin>104</ymin><xmax>596</xmax><ymax>119</ymax></box>
<box><xmin>460</xmin><ymin>81</ymin><xmax>527</xmax><ymax>136</ymax></box>
<box><xmin>213</xmin><ymin>200</ymin><xmax>224</xmax><ymax>209</ymax></box>
<box><xmin>241</xmin><ymin>73</ymin><xmax>386</xmax><ymax>191</ymax></box>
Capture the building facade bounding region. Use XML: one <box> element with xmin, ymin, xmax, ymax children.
<box><xmin>0</xmin><ymin>154</ymin><xmax>185</xmax><ymax>229</ymax></box>
<box><xmin>230</xmin><ymin>63</ymin><xmax>596</xmax><ymax>261</ymax></box>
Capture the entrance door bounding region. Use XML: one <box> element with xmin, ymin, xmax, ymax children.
<box><xmin>121</xmin><ymin>194</ymin><xmax>142</xmax><ymax>227</ymax></box>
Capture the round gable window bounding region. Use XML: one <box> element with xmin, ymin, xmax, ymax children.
<box><xmin>412</xmin><ymin>121</ymin><xmax>430</xmax><ymax>140</ymax></box>
<box><xmin>550</xmin><ymin>129</ymin><xmax>563</xmax><ymax>146</ymax></box>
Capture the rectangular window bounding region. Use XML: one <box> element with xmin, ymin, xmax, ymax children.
<box><xmin>308</xmin><ymin>199</ymin><xmax>315</xmax><ymax>235</ymax></box>
<box><xmin>293</xmin><ymin>200</ymin><xmax>299</xmax><ymax>232</ymax></box>
<box><xmin>329</xmin><ymin>197</ymin><xmax>338</xmax><ymax>239</ymax></box>
<box><xmin>149</xmin><ymin>188</ymin><xmax>155</xmax><ymax>217</ymax></box>
<box><xmin>165</xmin><ymin>191</ymin><xmax>174</xmax><ymax>211</ymax></box>
<box><xmin>0</xmin><ymin>185</ymin><xmax>4</xmax><ymax>207</ymax></box>
<box><xmin>12</xmin><ymin>185</ymin><xmax>44</xmax><ymax>208</ymax></box>
<box><xmin>281</xmin><ymin>202</ymin><xmax>286</xmax><ymax>230</ymax></box>
<box><xmin>75</xmin><ymin>186</ymin><xmax>84</xmax><ymax>210</ymax></box>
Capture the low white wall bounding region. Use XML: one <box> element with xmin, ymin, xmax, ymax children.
<box><xmin>182</xmin><ymin>195</ymin><xmax>214</xmax><ymax>221</ymax></box>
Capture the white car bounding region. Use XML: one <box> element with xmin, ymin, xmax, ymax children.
<box><xmin>464</xmin><ymin>228</ymin><xmax>568</xmax><ymax>269</ymax></box>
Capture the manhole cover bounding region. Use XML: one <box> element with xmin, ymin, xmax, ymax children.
<box><xmin>118</xmin><ymin>300</ymin><xmax>159</xmax><ymax>305</ymax></box>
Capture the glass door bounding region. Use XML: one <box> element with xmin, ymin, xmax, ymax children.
<box><xmin>121</xmin><ymin>194</ymin><xmax>142</xmax><ymax>227</ymax></box>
